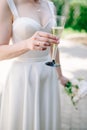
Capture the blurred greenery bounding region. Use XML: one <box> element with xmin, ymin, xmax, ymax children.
<box><xmin>52</xmin><ymin>0</ymin><xmax>87</xmax><ymax>32</ymax></box>
<box><xmin>62</xmin><ymin>28</ymin><xmax>87</xmax><ymax>38</ymax></box>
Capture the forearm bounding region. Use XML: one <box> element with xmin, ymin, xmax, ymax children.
<box><xmin>55</xmin><ymin>48</ymin><xmax>63</xmax><ymax>78</ymax></box>
<box><xmin>0</xmin><ymin>40</ymin><xmax>29</xmax><ymax>60</ymax></box>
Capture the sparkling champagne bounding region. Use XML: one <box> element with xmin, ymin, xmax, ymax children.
<box><xmin>45</xmin><ymin>15</ymin><xmax>65</xmax><ymax>67</ymax></box>
<box><xmin>52</xmin><ymin>26</ymin><xmax>64</xmax><ymax>60</ymax></box>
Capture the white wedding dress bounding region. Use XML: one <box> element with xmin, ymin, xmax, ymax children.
<box><xmin>0</xmin><ymin>0</ymin><xmax>61</xmax><ymax>130</ymax></box>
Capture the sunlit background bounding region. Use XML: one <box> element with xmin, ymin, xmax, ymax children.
<box><xmin>51</xmin><ymin>0</ymin><xmax>87</xmax><ymax>130</ymax></box>
<box><xmin>53</xmin><ymin>0</ymin><xmax>87</xmax><ymax>32</ymax></box>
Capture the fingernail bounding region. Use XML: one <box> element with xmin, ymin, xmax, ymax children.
<box><xmin>42</xmin><ymin>48</ymin><xmax>47</xmax><ymax>50</ymax></box>
<box><xmin>45</xmin><ymin>43</ymin><xmax>50</xmax><ymax>46</ymax></box>
<box><xmin>56</xmin><ymin>37</ymin><xmax>59</xmax><ymax>40</ymax></box>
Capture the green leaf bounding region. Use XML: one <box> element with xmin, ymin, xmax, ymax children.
<box><xmin>65</xmin><ymin>81</ymin><xmax>72</xmax><ymax>88</ymax></box>
<box><xmin>74</xmin><ymin>85</ymin><xmax>79</xmax><ymax>89</ymax></box>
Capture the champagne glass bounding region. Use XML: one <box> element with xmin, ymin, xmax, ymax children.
<box><xmin>45</xmin><ymin>15</ymin><xmax>66</xmax><ymax>67</ymax></box>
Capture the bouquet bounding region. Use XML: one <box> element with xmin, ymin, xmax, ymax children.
<box><xmin>65</xmin><ymin>78</ymin><xmax>87</xmax><ymax>108</ymax></box>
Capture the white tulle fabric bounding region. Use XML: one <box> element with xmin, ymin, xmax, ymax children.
<box><xmin>0</xmin><ymin>0</ymin><xmax>61</xmax><ymax>130</ymax></box>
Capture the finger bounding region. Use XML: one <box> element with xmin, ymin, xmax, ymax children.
<box><xmin>37</xmin><ymin>31</ymin><xmax>58</xmax><ymax>40</ymax></box>
<box><xmin>34</xmin><ymin>40</ymin><xmax>50</xmax><ymax>47</ymax></box>
<box><xmin>34</xmin><ymin>45</ymin><xmax>47</xmax><ymax>51</ymax></box>
<box><xmin>36</xmin><ymin>36</ymin><xmax>59</xmax><ymax>45</ymax></box>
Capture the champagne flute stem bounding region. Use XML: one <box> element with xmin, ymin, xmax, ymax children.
<box><xmin>52</xmin><ymin>44</ymin><xmax>58</xmax><ymax>61</ymax></box>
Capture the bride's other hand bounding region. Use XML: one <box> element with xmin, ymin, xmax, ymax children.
<box><xmin>26</xmin><ymin>31</ymin><xmax>59</xmax><ymax>51</ymax></box>
<box><xmin>59</xmin><ymin>75</ymin><xmax>69</xmax><ymax>86</ymax></box>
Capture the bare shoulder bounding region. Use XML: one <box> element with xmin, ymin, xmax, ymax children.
<box><xmin>14</xmin><ymin>0</ymin><xmax>23</xmax><ymax>5</ymax></box>
<box><xmin>0</xmin><ymin>0</ymin><xmax>12</xmax><ymax>45</ymax></box>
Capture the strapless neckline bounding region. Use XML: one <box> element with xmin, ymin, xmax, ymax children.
<box><xmin>13</xmin><ymin>17</ymin><xmax>52</xmax><ymax>29</ymax></box>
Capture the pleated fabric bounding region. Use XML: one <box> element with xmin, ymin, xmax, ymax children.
<box><xmin>0</xmin><ymin>59</ymin><xmax>61</xmax><ymax>130</ymax></box>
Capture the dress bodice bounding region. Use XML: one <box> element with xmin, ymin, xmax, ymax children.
<box><xmin>12</xmin><ymin>17</ymin><xmax>53</xmax><ymax>42</ymax></box>
<box><xmin>7</xmin><ymin>0</ymin><xmax>55</xmax><ymax>59</ymax></box>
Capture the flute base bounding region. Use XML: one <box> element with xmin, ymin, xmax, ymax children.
<box><xmin>45</xmin><ymin>60</ymin><xmax>60</xmax><ymax>67</ymax></box>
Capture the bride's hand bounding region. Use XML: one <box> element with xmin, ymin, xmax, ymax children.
<box><xmin>26</xmin><ymin>31</ymin><xmax>59</xmax><ymax>51</ymax></box>
<box><xmin>59</xmin><ymin>75</ymin><xmax>69</xmax><ymax>86</ymax></box>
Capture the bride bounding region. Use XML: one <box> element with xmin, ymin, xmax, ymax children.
<box><xmin>0</xmin><ymin>0</ymin><xmax>68</xmax><ymax>129</ymax></box>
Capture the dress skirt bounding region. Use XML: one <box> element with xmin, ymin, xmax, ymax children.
<box><xmin>0</xmin><ymin>55</ymin><xmax>61</xmax><ymax>130</ymax></box>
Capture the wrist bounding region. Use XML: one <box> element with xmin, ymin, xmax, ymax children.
<box><xmin>58</xmin><ymin>74</ymin><xmax>63</xmax><ymax>79</ymax></box>
<box><xmin>25</xmin><ymin>39</ymin><xmax>31</xmax><ymax>50</ymax></box>
<box><xmin>56</xmin><ymin>66</ymin><xmax>63</xmax><ymax>78</ymax></box>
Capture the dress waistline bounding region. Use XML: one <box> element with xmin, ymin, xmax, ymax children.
<box><xmin>14</xmin><ymin>55</ymin><xmax>50</xmax><ymax>63</ymax></box>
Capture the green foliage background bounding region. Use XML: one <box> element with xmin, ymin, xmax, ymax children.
<box><xmin>52</xmin><ymin>0</ymin><xmax>87</xmax><ymax>32</ymax></box>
